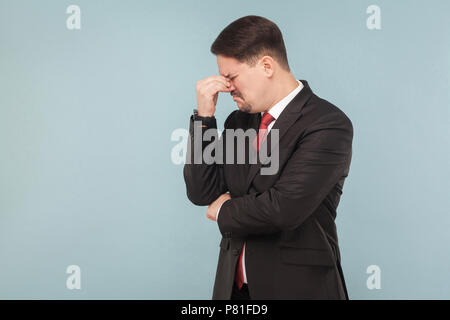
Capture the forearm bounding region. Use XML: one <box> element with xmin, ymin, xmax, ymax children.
<box><xmin>216</xmin><ymin>180</ymin><xmax>342</xmax><ymax>238</ymax></box>
<box><xmin>217</xmin><ymin>194</ymin><xmax>282</xmax><ymax>237</ymax></box>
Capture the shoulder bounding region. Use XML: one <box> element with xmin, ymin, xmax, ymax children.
<box><xmin>303</xmin><ymin>94</ymin><xmax>353</xmax><ymax>133</ymax></box>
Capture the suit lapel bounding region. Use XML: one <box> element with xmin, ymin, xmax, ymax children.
<box><xmin>244</xmin><ymin>80</ymin><xmax>313</xmax><ymax>192</ymax></box>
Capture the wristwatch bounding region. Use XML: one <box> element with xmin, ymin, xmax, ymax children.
<box><xmin>193</xmin><ymin>108</ymin><xmax>214</xmax><ymax>121</ymax></box>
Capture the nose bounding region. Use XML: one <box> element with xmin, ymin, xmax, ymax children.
<box><xmin>227</xmin><ymin>81</ymin><xmax>235</xmax><ymax>92</ymax></box>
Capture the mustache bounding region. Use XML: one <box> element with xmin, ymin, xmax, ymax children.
<box><xmin>231</xmin><ymin>91</ymin><xmax>243</xmax><ymax>99</ymax></box>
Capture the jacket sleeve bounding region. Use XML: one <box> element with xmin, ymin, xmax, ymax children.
<box><xmin>217</xmin><ymin>111</ymin><xmax>353</xmax><ymax>237</ymax></box>
<box><xmin>183</xmin><ymin>113</ymin><xmax>230</xmax><ymax>206</ymax></box>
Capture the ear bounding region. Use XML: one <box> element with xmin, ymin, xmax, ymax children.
<box><xmin>259</xmin><ymin>55</ymin><xmax>275</xmax><ymax>77</ymax></box>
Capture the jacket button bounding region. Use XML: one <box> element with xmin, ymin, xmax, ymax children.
<box><xmin>231</xmin><ymin>249</ymin><xmax>240</xmax><ymax>256</ymax></box>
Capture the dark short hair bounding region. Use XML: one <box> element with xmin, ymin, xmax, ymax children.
<box><xmin>210</xmin><ymin>15</ymin><xmax>290</xmax><ymax>71</ymax></box>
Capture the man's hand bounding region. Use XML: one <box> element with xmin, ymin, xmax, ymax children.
<box><xmin>206</xmin><ymin>193</ymin><xmax>231</xmax><ymax>221</ymax></box>
<box><xmin>196</xmin><ymin>75</ymin><xmax>232</xmax><ymax>117</ymax></box>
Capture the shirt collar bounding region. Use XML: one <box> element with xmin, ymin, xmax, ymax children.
<box><xmin>261</xmin><ymin>80</ymin><xmax>304</xmax><ymax>120</ymax></box>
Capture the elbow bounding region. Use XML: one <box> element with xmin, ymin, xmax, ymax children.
<box><xmin>186</xmin><ymin>189</ymin><xmax>213</xmax><ymax>206</ymax></box>
<box><xmin>183</xmin><ymin>164</ymin><xmax>225</xmax><ymax>206</ymax></box>
<box><xmin>184</xmin><ymin>176</ymin><xmax>213</xmax><ymax>205</ymax></box>
<box><xmin>183</xmin><ymin>166</ymin><xmax>212</xmax><ymax>206</ymax></box>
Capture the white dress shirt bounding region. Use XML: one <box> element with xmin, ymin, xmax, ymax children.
<box><xmin>217</xmin><ymin>80</ymin><xmax>304</xmax><ymax>284</ymax></box>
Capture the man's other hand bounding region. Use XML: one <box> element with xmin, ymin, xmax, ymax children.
<box><xmin>206</xmin><ymin>193</ymin><xmax>231</xmax><ymax>221</ymax></box>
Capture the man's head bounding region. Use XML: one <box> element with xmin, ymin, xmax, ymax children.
<box><xmin>211</xmin><ymin>15</ymin><xmax>293</xmax><ymax>114</ymax></box>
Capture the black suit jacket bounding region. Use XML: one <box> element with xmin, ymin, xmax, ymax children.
<box><xmin>183</xmin><ymin>80</ymin><xmax>353</xmax><ymax>299</ymax></box>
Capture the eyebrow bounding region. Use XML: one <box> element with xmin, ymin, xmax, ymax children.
<box><xmin>223</xmin><ymin>73</ymin><xmax>237</xmax><ymax>79</ymax></box>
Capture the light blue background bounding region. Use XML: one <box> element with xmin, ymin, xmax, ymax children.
<box><xmin>1</xmin><ymin>0</ymin><xmax>449</xmax><ymax>299</ymax></box>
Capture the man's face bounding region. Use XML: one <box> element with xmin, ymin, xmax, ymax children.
<box><xmin>217</xmin><ymin>55</ymin><xmax>267</xmax><ymax>114</ymax></box>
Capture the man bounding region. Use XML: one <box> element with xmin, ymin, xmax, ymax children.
<box><xmin>183</xmin><ymin>15</ymin><xmax>353</xmax><ymax>300</ymax></box>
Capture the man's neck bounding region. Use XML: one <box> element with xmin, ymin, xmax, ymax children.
<box><xmin>264</xmin><ymin>73</ymin><xmax>300</xmax><ymax>113</ymax></box>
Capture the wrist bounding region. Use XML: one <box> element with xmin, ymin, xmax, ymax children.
<box><xmin>195</xmin><ymin>108</ymin><xmax>214</xmax><ymax>118</ymax></box>
<box><xmin>193</xmin><ymin>108</ymin><xmax>215</xmax><ymax>119</ymax></box>
<box><xmin>197</xmin><ymin>111</ymin><xmax>214</xmax><ymax>117</ymax></box>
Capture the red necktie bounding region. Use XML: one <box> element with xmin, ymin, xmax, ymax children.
<box><xmin>252</xmin><ymin>112</ymin><xmax>276</xmax><ymax>152</ymax></box>
<box><xmin>235</xmin><ymin>112</ymin><xmax>275</xmax><ymax>290</ymax></box>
